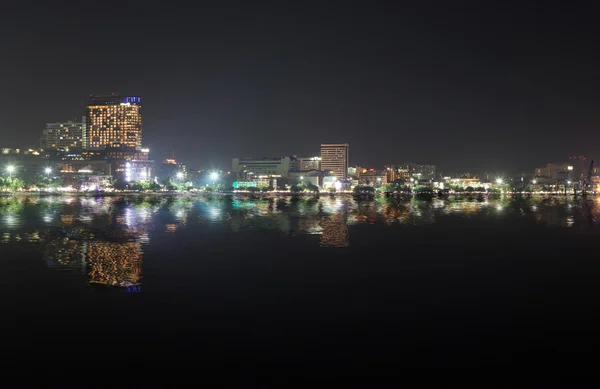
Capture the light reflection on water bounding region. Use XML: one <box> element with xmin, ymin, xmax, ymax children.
<box><xmin>1</xmin><ymin>194</ymin><xmax>599</xmax><ymax>289</ymax></box>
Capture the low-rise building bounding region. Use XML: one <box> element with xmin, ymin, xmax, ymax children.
<box><xmin>290</xmin><ymin>156</ymin><xmax>321</xmax><ymax>171</ymax></box>
<box><xmin>535</xmin><ymin>163</ymin><xmax>573</xmax><ymax>180</ymax></box>
<box><xmin>232</xmin><ymin>156</ymin><xmax>292</xmax><ymax>181</ymax></box>
<box><xmin>358</xmin><ymin>169</ymin><xmax>388</xmax><ymax>188</ymax></box>
<box><xmin>288</xmin><ymin>169</ymin><xmax>324</xmax><ymax>187</ymax></box>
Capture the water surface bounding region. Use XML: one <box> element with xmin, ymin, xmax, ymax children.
<box><xmin>2</xmin><ymin>194</ymin><xmax>599</xmax><ymax>372</ymax></box>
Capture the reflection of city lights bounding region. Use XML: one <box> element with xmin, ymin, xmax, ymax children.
<box><xmin>124</xmin><ymin>208</ymin><xmax>134</xmax><ymax>227</ymax></box>
<box><xmin>87</xmin><ymin>241</ymin><xmax>142</xmax><ymax>286</ymax></box>
<box><xmin>209</xmin><ymin>207</ymin><xmax>221</xmax><ymax>220</ymax></box>
<box><xmin>138</xmin><ymin>208</ymin><xmax>150</xmax><ymax>221</ymax></box>
<box><xmin>3</xmin><ymin>214</ymin><xmax>17</xmax><ymax>227</ymax></box>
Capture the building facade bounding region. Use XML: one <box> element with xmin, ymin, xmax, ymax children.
<box><xmin>320</xmin><ymin>143</ymin><xmax>349</xmax><ymax>181</ymax></box>
<box><xmin>358</xmin><ymin>170</ymin><xmax>388</xmax><ymax>187</ymax></box>
<box><xmin>232</xmin><ymin>156</ymin><xmax>292</xmax><ymax>181</ymax></box>
<box><xmin>385</xmin><ymin>163</ymin><xmax>436</xmax><ymax>181</ymax></box>
<box><xmin>408</xmin><ymin>163</ymin><xmax>436</xmax><ymax>180</ymax></box>
<box><xmin>43</xmin><ymin>119</ymin><xmax>85</xmax><ymax>151</ymax></box>
<box><xmin>535</xmin><ymin>163</ymin><xmax>573</xmax><ymax>180</ymax></box>
<box><xmin>85</xmin><ymin>95</ymin><xmax>142</xmax><ymax>150</ymax></box>
<box><xmin>290</xmin><ymin>156</ymin><xmax>321</xmax><ymax>172</ymax></box>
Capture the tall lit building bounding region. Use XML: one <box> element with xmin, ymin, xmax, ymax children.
<box><xmin>43</xmin><ymin>118</ymin><xmax>85</xmax><ymax>151</ymax></box>
<box><xmin>85</xmin><ymin>94</ymin><xmax>142</xmax><ymax>150</ymax></box>
<box><xmin>320</xmin><ymin>143</ymin><xmax>349</xmax><ymax>181</ymax></box>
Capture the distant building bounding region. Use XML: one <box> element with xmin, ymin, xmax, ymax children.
<box><xmin>290</xmin><ymin>156</ymin><xmax>321</xmax><ymax>172</ymax></box>
<box><xmin>106</xmin><ymin>146</ymin><xmax>149</xmax><ymax>161</ymax></box>
<box><xmin>43</xmin><ymin>119</ymin><xmax>85</xmax><ymax>151</ymax></box>
<box><xmin>408</xmin><ymin>163</ymin><xmax>436</xmax><ymax>180</ymax></box>
<box><xmin>288</xmin><ymin>169</ymin><xmax>325</xmax><ymax>187</ymax></box>
<box><xmin>320</xmin><ymin>143</ymin><xmax>349</xmax><ymax>181</ymax></box>
<box><xmin>157</xmin><ymin>159</ymin><xmax>187</xmax><ymax>181</ymax></box>
<box><xmin>232</xmin><ymin>156</ymin><xmax>292</xmax><ymax>181</ymax></box>
<box><xmin>85</xmin><ymin>94</ymin><xmax>142</xmax><ymax>150</ymax></box>
<box><xmin>535</xmin><ymin>163</ymin><xmax>573</xmax><ymax>180</ymax></box>
<box><xmin>358</xmin><ymin>169</ymin><xmax>388</xmax><ymax>187</ymax></box>
<box><xmin>385</xmin><ymin>163</ymin><xmax>435</xmax><ymax>181</ymax></box>
<box><xmin>385</xmin><ymin>165</ymin><xmax>410</xmax><ymax>182</ymax></box>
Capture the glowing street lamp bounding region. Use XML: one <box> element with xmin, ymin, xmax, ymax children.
<box><xmin>6</xmin><ymin>165</ymin><xmax>15</xmax><ymax>178</ymax></box>
<box><xmin>209</xmin><ymin>172</ymin><xmax>219</xmax><ymax>186</ymax></box>
<box><xmin>176</xmin><ymin>172</ymin><xmax>184</xmax><ymax>180</ymax></box>
<box><xmin>532</xmin><ymin>180</ymin><xmax>537</xmax><ymax>184</ymax></box>
<box><xmin>496</xmin><ymin>178</ymin><xmax>503</xmax><ymax>184</ymax></box>
<box><xmin>44</xmin><ymin>167</ymin><xmax>52</xmax><ymax>176</ymax></box>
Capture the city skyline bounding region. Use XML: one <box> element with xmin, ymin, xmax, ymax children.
<box><xmin>3</xmin><ymin>3</ymin><xmax>600</xmax><ymax>173</ymax></box>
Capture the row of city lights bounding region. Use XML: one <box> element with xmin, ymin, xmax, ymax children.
<box><xmin>4</xmin><ymin>166</ymin><xmax>575</xmax><ymax>188</ymax></box>
<box><xmin>4</xmin><ymin>165</ymin><xmax>220</xmax><ymax>181</ymax></box>
<box><xmin>4</xmin><ymin>166</ymin><xmax>52</xmax><ymax>176</ymax></box>
<box><xmin>175</xmin><ymin>172</ymin><xmax>219</xmax><ymax>180</ymax></box>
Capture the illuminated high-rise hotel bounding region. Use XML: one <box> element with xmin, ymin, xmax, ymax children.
<box><xmin>321</xmin><ymin>143</ymin><xmax>349</xmax><ymax>181</ymax></box>
<box><xmin>85</xmin><ymin>94</ymin><xmax>142</xmax><ymax>150</ymax></box>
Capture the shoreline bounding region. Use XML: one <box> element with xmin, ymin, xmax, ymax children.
<box><xmin>0</xmin><ymin>191</ymin><xmax>592</xmax><ymax>198</ymax></box>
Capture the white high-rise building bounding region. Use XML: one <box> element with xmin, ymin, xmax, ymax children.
<box><xmin>320</xmin><ymin>143</ymin><xmax>349</xmax><ymax>181</ymax></box>
<box><xmin>43</xmin><ymin>118</ymin><xmax>85</xmax><ymax>150</ymax></box>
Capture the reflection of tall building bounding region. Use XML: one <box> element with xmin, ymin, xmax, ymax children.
<box><xmin>43</xmin><ymin>238</ymin><xmax>87</xmax><ymax>272</ymax></box>
<box><xmin>320</xmin><ymin>212</ymin><xmax>349</xmax><ymax>247</ymax></box>
<box><xmin>87</xmin><ymin>241</ymin><xmax>143</xmax><ymax>286</ymax></box>
<box><xmin>42</xmin><ymin>234</ymin><xmax>144</xmax><ymax>286</ymax></box>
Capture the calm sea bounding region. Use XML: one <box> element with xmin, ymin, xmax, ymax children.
<box><xmin>2</xmin><ymin>194</ymin><xmax>599</xmax><ymax>375</ymax></box>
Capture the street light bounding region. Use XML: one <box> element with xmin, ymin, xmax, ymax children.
<box><xmin>176</xmin><ymin>172</ymin><xmax>184</xmax><ymax>179</ymax></box>
<box><xmin>6</xmin><ymin>165</ymin><xmax>15</xmax><ymax>178</ymax></box>
<box><xmin>45</xmin><ymin>167</ymin><xmax>52</xmax><ymax>176</ymax></box>
<box><xmin>532</xmin><ymin>180</ymin><xmax>537</xmax><ymax>184</ymax></box>
<box><xmin>300</xmin><ymin>176</ymin><xmax>304</xmax><ymax>180</ymax></box>
<box><xmin>210</xmin><ymin>172</ymin><xmax>219</xmax><ymax>187</ymax></box>
<box><xmin>496</xmin><ymin>178</ymin><xmax>503</xmax><ymax>184</ymax></box>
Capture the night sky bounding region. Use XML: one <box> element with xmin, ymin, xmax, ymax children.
<box><xmin>2</xmin><ymin>2</ymin><xmax>600</xmax><ymax>173</ymax></box>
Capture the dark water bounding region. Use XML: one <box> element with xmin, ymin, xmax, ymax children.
<box><xmin>2</xmin><ymin>194</ymin><xmax>600</xmax><ymax>375</ymax></box>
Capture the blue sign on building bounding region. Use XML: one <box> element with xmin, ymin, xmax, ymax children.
<box><xmin>123</xmin><ymin>97</ymin><xmax>141</xmax><ymax>103</ymax></box>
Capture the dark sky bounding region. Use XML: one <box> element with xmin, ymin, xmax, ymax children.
<box><xmin>2</xmin><ymin>1</ymin><xmax>600</xmax><ymax>173</ymax></box>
